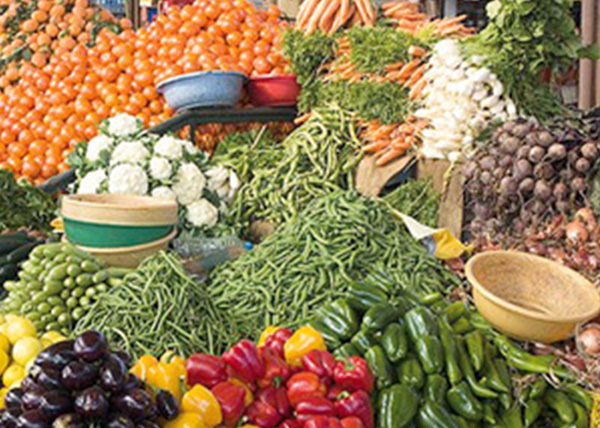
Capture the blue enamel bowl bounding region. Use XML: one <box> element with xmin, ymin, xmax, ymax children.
<box><xmin>157</xmin><ymin>71</ymin><xmax>247</xmax><ymax>112</ymax></box>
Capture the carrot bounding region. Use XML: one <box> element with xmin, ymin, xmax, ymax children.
<box><xmin>437</xmin><ymin>14</ymin><xmax>467</xmax><ymax>27</ymax></box>
<box><xmin>391</xmin><ymin>137</ymin><xmax>412</xmax><ymax>150</ymax></box>
<box><xmin>297</xmin><ymin>0</ymin><xmax>319</xmax><ymax>27</ymax></box>
<box><xmin>438</xmin><ymin>24</ymin><xmax>467</xmax><ymax>36</ymax></box>
<box><xmin>384</xmin><ymin>62</ymin><xmax>404</xmax><ymax>72</ymax></box>
<box><xmin>329</xmin><ymin>0</ymin><xmax>350</xmax><ymax>33</ymax></box>
<box><xmin>372</xmin><ymin>124</ymin><xmax>395</xmax><ymax>139</ymax></box>
<box><xmin>320</xmin><ymin>0</ymin><xmax>341</xmax><ymax>32</ymax></box>
<box><xmin>408</xmin><ymin>45</ymin><xmax>427</xmax><ymax>58</ymax></box>
<box><xmin>350</xmin><ymin>6</ymin><xmax>362</xmax><ymax>25</ymax></box>
<box><xmin>409</xmin><ymin>76</ymin><xmax>427</xmax><ymax>100</ymax></box>
<box><xmin>354</xmin><ymin>0</ymin><xmax>372</xmax><ymax>26</ymax></box>
<box><xmin>305</xmin><ymin>0</ymin><xmax>332</xmax><ymax>34</ymax></box>
<box><xmin>383</xmin><ymin>2</ymin><xmax>414</xmax><ymax>15</ymax></box>
<box><xmin>363</xmin><ymin>0</ymin><xmax>375</xmax><ymax>23</ymax></box>
<box><xmin>396</xmin><ymin>59</ymin><xmax>421</xmax><ymax>81</ymax></box>
<box><xmin>404</xmin><ymin>63</ymin><xmax>427</xmax><ymax>87</ymax></box>
<box><xmin>376</xmin><ymin>148</ymin><xmax>404</xmax><ymax>166</ymax></box>
<box><xmin>294</xmin><ymin>113</ymin><xmax>312</xmax><ymax>125</ymax></box>
<box><xmin>362</xmin><ymin>139</ymin><xmax>390</xmax><ymax>153</ymax></box>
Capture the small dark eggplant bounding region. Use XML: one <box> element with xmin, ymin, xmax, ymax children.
<box><xmin>4</xmin><ymin>388</ymin><xmax>23</xmax><ymax>416</ymax></box>
<box><xmin>73</xmin><ymin>331</ymin><xmax>107</xmax><ymax>363</ymax></box>
<box><xmin>34</xmin><ymin>341</ymin><xmax>76</xmax><ymax>369</ymax></box>
<box><xmin>51</xmin><ymin>413</ymin><xmax>85</xmax><ymax>428</ymax></box>
<box><xmin>155</xmin><ymin>390</ymin><xmax>178</xmax><ymax>421</ymax></box>
<box><xmin>136</xmin><ymin>421</ymin><xmax>161</xmax><ymax>428</ymax></box>
<box><xmin>40</xmin><ymin>391</ymin><xmax>73</xmax><ymax>421</ymax></box>
<box><xmin>73</xmin><ymin>386</ymin><xmax>108</xmax><ymax>419</ymax></box>
<box><xmin>100</xmin><ymin>355</ymin><xmax>127</xmax><ymax>393</ymax></box>
<box><xmin>0</xmin><ymin>411</ymin><xmax>18</xmax><ymax>428</ymax></box>
<box><xmin>122</xmin><ymin>375</ymin><xmax>143</xmax><ymax>392</ymax></box>
<box><xmin>106</xmin><ymin>413</ymin><xmax>135</xmax><ymax>428</ymax></box>
<box><xmin>15</xmin><ymin>410</ymin><xmax>50</xmax><ymax>428</ymax></box>
<box><xmin>113</xmin><ymin>389</ymin><xmax>153</xmax><ymax>422</ymax></box>
<box><xmin>21</xmin><ymin>376</ymin><xmax>44</xmax><ymax>394</ymax></box>
<box><xmin>61</xmin><ymin>361</ymin><xmax>98</xmax><ymax>391</ymax></box>
<box><xmin>22</xmin><ymin>391</ymin><xmax>44</xmax><ymax>411</ymax></box>
<box><xmin>112</xmin><ymin>351</ymin><xmax>132</xmax><ymax>369</ymax></box>
<box><xmin>35</xmin><ymin>366</ymin><xmax>63</xmax><ymax>391</ymax></box>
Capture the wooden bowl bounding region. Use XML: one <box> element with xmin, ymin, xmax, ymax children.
<box><xmin>61</xmin><ymin>194</ymin><xmax>178</xmax><ymax>248</ymax></box>
<box><xmin>465</xmin><ymin>250</ymin><xmax>600</xmax><ymax>343</ymax></box>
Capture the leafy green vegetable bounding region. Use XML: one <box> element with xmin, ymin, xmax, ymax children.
<box><xmin>282</xmin><ymin>29</ymin><xmax>336</xmax><ymax>85</ymax></box>
<box><xmin>0</xmin><ymin>170</ymin><xmax>56</xmax><ymax>232</ymax></box>
<box><xmin>462</xmin><ymin>0</ymin><xmax>597</xmax><ymax>121</ymax></box>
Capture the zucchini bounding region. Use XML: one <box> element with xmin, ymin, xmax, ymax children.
<box><xmin>6</xmin><ymin>241</ymin><xmax>39</xmax><ymax>264</ymax></box>
<box><xmin>0</xmin><ymin>265</ymin><xmax>19</xmax><ymax>282</ymax></box>
<box><xmin>0</xmin><ymin>240</ymin><xmax>30</xmax><ymax>256</ymax></box>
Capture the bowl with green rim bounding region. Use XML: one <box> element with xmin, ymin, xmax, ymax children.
<box><xmin>61</xmin><ymin>194</ymin><xmax>178</xmax><ymax>248</ymax></box>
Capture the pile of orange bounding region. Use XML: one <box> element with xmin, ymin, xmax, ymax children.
<box><xmin>0</xmin><ymin>0</ymin><xmax>289</xmax><ymax>183</ymax></box>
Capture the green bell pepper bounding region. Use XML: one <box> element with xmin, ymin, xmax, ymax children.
<box><xmin>347</xmin><ymin>281</ymin><xmax>387</xmax><ymax>312</ymax></box>
<box><xmin>377</xmin><ymin>384</ymin><xmax>419</xmax><ymax>428</ymax></box>
<box><xmin>415</xmin><ymin>336</ymin><xmax>444</xmax><ymax>374</ymax></box>
<box><xmin>424</xmin><ymin>374</ymin><xmax>448</xmax><ymax>403</ymax></box>
<box><xmin>309</xmin><ymin>298</ymin><xmax>359</xmax><ymax>348</ymax></box>
<box><xmin>452</xmin><ymin>317</ymin><xmax>474</xmax><ymax>334</ymax></box>
<box><xmin>333</xmin><ymin>343</ymin><xmax>360</xmax><ymax>360</ymax></box>
<box><xmin>362</xmin><ymin>303</ymin><xmax>400</xmax><ymax>333</ymax></box>
<box><xmin>405</xmin><ymin>307</ymin><xmax>438</xmax><ymax>341</ymax></box>
<box><xmin>447</xmin><ymin>381</ymin><xmax>483</xmax><ymax>421</ymax></box>
<box><xmin>351</xmin><ymin>329</ymin><xmax>378</xmax><ymax>355</ymax></box>
<box><xmin>416</xmin><ymin>401</ymin><xmax>459</xmax><ymax>428</ymax></box>
<box><xmin>397</xmin><ymin>357</ymin><xmax>425</xmax><ymax>389</ymax></box>
<box><xmin>524</xmin><ymin>399</ymin><xmax>542</xmax><ymax>428</ymax></box>
<box><xmin>379</xmin><ymin>322</ymin><xmax>408</xmax><ymax>363</ymax></box>
<box><xmin>443</xmin><ymin>301</ymin><xmax>466</xmax><ymax>323</ymax></box>
<box><xmin>364</xmin><ymin>345</ymin><xmax>395</xmax><ymax>390</ymax></box>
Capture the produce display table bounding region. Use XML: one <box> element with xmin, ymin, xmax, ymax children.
<box><xmin>36</xmin><ymin>106</ymin><xmax>298</xmax><ymax>195</ymax></box>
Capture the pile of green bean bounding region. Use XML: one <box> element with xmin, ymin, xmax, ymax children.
<box><xmin>228</xmin><ymin>104</ymin><xmax>362</xmax><ymax>227</ymax></box>
<box><xmin>383</xmin><ymin>178</ymin><xmax>440</xmax><ymax>227</ymax></box>
<box><xmin>208</xmin><ymin>190</ymin><xmax>461</xmax><ymax>352</ymax></box>
<box><xmin>75</xmin><ymin>251</ymin><xmax>230</xmax><ymax>359</ymax></box>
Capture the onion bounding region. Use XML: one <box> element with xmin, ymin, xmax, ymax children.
<box><xmin>537</xmin><ymin>131</ymin><xmax>555</xmax><ymax>147</ymax></box>
<box><xmin>575</xmin><ymin>157</ymin><xmax>591</xmax><ymax>173</ymax></box>
<box><xmin>581</xmin><ymin>142</ymin><xmax>599</xmax><ymax>160</ymax></box>
<box><xmin>528</xmin><ymin>146</ymin><xmax>545</xmax><ymax>164</ymax></box>
<box><xmin>552</xmin><ymin>182</ymin><xmax>568</xmax><ymax>200</ymax></box>
<box><xmin>578</xmin><ymin>324</ymin><xmax>600</xmax><ymax>355</ymax></box>
<box><xmin>512</xmin><ymin>124</ymin><xmax>530</xmax><ymax>138</ymax></box>
<box><xmin>533</xmin><ymin>163</ymin><xmax>554</xmax><ymax>180</ymax></box>
<box><xmin>519</xmin><ymin>178</ymin><xmax>535</xmax><ymax>194</ymax></box>
<box><xmin>501</xmin><ymin>137</ymin><xmax>520</xmax><ymax>154</ymax></box>
<box><xmin>565</xmin><ymin>220</ymin><xmax>589</xmax><ymax>245</ymax></box>
<box><xmin>534</xmin><ymin>180</ymin><xmax>551</xmax><ymax>200</ymax></box>
<box><xmin>547</xmin><ymin>247</ymin><xmax>568</xmax><ymax>264</ymax></box>
<box><xmin>517</xmin><ymin>145</ymin><xmax>531</xmax><ymax>159</ymax></box>
<box><xmin>479</xmin><ymin>156</ymin><xmax>496</xmax><ymax>171</ymax></box>
<box><xmin>571</xmin><ymin>177</ymin><xmax>586</xmax><ymax>193</ymax></box>
<box><xmin>547</xmin><ymin>143</ymin><xmax>567</xmax><ymax>161</ymax></box>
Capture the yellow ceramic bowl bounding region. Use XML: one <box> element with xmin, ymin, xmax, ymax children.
<box><xmin>465</xmin><ymin>250</ymin><xmax>600</xmax><ymax>343</ymax></box>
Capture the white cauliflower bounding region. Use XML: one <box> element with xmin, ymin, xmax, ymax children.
<box><xmin>107</xmin><ymin>113</ymin><xmax>140</xmax><ymax>136</ymax></box>
<box><xmin>149</xmin><ymin>157</ymin><xmax>172</xmax><ymax>180</ymax></box>
<box><xmin>154</xmin><ymin>135</ymin><xmax>184</xmax><ymax>160</ymax></box>
<box><xmin>181</xmin><ymin>139</ymin><xmax>200</xmax><ymax>155</ymax></box>
<box><xmin>110</xmin><ymin>141</ymin><xmax>150</xmax><ymax>166</ymax></box>
<box><xmin>151</xmin><ymin>186</ymin><xmax>177</xmax><ymax>200</ymax></box>
<box><xmin>77</xmin><ymin>170</ymin><xmax>106</xmax><ymax>194</ymax></box>
<box><xmin>206</xmin><ymin>165</ymin><xmax>239</xmax><ymax>202</ymax></box>
<box><xmin>172</xmin><ymin>163</ymin><xmax>206</xmax><ymax>205</ymax></box>
<box><xmin>108</xmin><ymin>164</ymin><xmax>148</xmax><ymax>196</ymax></box>
<box><xmin>186</xmin><ymin>199</ymin><xmax>219</xmax><ymax>227</ymax></box>
<box><xmin>85</xmin><ymin>134</ymin><xmax>113</xmax><ymax>162</ymax></box>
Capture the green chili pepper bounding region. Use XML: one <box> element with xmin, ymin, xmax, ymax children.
<box><xmin>421</xmin><ymin>292</ymin><xmax>443</xmax><ymax>306</ymax></box>
<box><xmin>377</xmin><ymin>384</ymin><xmax>419</xmax><ymax>428</ymax></box>
<box><xmin>365</xmin><ymin>345</ymin><xmax>395</xmax><ymax>390</ymax></box>
<box><xmin>572</xmin><ymin>403</ymin><xmax>589</xmax><ymax>428</ymax></box>
<box><xmin>415</xmin><ymin>336</ymin><xmax>444</xmax><ymax>374</ymax></box>
<box><xmin>452</xmin><ymin>317</ymin><xmax>474</xmax><ymax>334</ymax></box>
<box><xmin>443</xmin><ymin>301</ymin><xmax>466</xmax><ymax>323</ymax></box>
<box><xmin>500</xmin><ymin>406</ymin><xmax>523</xmax><ymax>428</ymax></box>
<box><xmin>529</xmin><ymin>377</ymin><xmax>547</xmax><ymax>400</ymax></box>
<box><xmin>416</xmin><ymin>400</ymin><xmax>460</xmax><ymax>428</ymax></box>
<box><xmin>397</xmin><ymin>357</ymin><xmax>425</xmax><ymax>389</ymax></box>
<box><xmin>347</xmin><ymin>281</ymin><xmax>388</xmax><ymax>312</ymax></box>
<box><xmin>404</xmin><ymin>307</ymin><xmax>438</xmax><ymax>341</ymax></box>
<box><xmin>498</xmin><ymin>393</ymin><xmax>513</xmax><ymax>410</ymax></box>
<box><xmin>494</xmin><ymin>336</ymin><xmax>573</xmax><ymax>379</ymax></box>
<box><xmin>425</xmin><ymin>374</ymin><xmax>448</xmax><ymax>403</ymax></box>
<box><xmin>333</xmin><ymin>343</ymin><xmax>360</xmax><ymax>360</ymax></box>
<box><xmin>439</xmin><ymin>318</ymin><xmax>462</xmax><ymax>385</ymax></box>
<box><xmin>563</xmin><ymin>384</ymin><xmax>593</xmax><ymax>412</ymax></box>
<box><xmin>524</xmin><ymin>399</ymin><xmax>542</xmax><ymax>428</ymax></box>
<box><xmin>482</xmin><ymin>350</ymin><xmax>510</xmax><ymax>393</ymax></box>
<box><xmin>456</xmin><ymin>337</ymin><xmax>498</xmax><ymax>399</ymax></box>
<box><xmin>379</xmin><ymin>322</ymin><xmax>408</xmax><ymax>363</ymax></box>
<box><xmin>544</xmin><ymin>390</ymin><xmax>575</xmax><ymax>424</ymax></box>
<box><xmin>362</xmin><ymin>303</ymin><xmax>400</xmax><ymax>333</ymax></box>
<box><xmin>351</xmin><ymin>330</ymin><xmax>378</xmax><ymax>355</ymax></box>
<box><xmin>447</xmin><ymin>381</ymin><xmax>483</xmax><ymax>421</ymax></box>
<box><xmin>309</xmin><ymin>298</ymin><xmax>359</xmax><ymax>348</ymax></box>
<box><xmin>465</xmin><ymin>331</ymin><xmax>484</xmax><ymax>372</ymax></box>
<box><xmin>483</xmin><ymin>402</ymin><xmax>497</xmax><ymax>425</ymax></box>
<box><xmin>493</xmin><ymin>357</ymin><xmax>512</xmax><ymax>392</ymax></box>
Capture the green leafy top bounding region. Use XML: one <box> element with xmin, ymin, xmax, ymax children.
<box><xmin>281</xmin><ymin>29</ymin><xmax>336</xmax><ymax>85</ymax></box>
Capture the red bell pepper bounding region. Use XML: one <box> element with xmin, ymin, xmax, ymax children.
<box><xmin>246</xmin><ymin>400</ymin><xmax>282</xmax><ymax>428</ymax></box>
<box><xmin>255</xmin><ymin>386</ymin><xmax>291</xmax><ymax>419</ymax></box>
<box><xmin>326</xmin><ymin>384</ymin><xmax>344</xmax><ymax>401</ymax></box>
<box><xmin>302</xmin><ymin>350</ymin><xmax>336</xmax><ymax>385</ymax></box>
<box><xmin>303</xmin><ymin>416</ymin><xmax>343</xmax><ymax>428</ymax></box>
<box><xmin>263</xmin><ymin>328</ymin><xmax>293</xmax><ymax>359</ymax></box>
<box><xmin>186</xmin><ymin>354</ymin><xmax>227</xmax><ymax>388</ymax></box>
<box><xmin>287</xmin><ymin>372</ymin><xmax>328</xmax><ymax>408</ymax></box>
<box><xmin>280</xmin><ymin>420</ymin><xmax>301</xmax><ymax>428</ymax></box>
<box><xmin>211</xmin><ymin>381</ymin><xmax>246</xmax><ymax>427</ymax></box>
<box><xmin>340</xmin><ymin>417</ymin><xmax>365</xmax><ymax>428</ymax></box>
<box><xmin>296</xmin><ymin>397</ymin><xmax>336</xmax><ymax>425</ymax></box>
<box><xmin>223</xmin><ymin>339</ymin><xmax>265</xmax><ymax>384</ymax></box>
<box><xmin>258</xmin><ymin>347</ymin><xmax>291</xmax><ymax>389</ymax></box>
<box><xmin>334</xmin><ymin>391</ymin><xmax>373</xmax><ymax>428</ymax></box>
<box><xmin>332</xmin><ymin>357</ymin><xmax>374</xmax><ymax>394</ymax></box>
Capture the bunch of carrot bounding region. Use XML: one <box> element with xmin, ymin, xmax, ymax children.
<box><xmin>381</xmin><ymin>1</ymin><xmax>475</xmax><ymax>37</ymax></box>
<box><xmin>295</xmin><ymin>0</ymin><xmax>376</xmax><ymax>34</ymax></box>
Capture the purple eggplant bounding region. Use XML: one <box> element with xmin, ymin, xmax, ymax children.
<box><xmin>51</xmin><ymin>413</ymin><xmax>85</xmax><ymax>428</ymax></box>
<box><xmin>73</xmin><ymin>331</ymin><xmax>107</xmax><ymax>363</ymax></box>
<box><xmin>122</xmin><ymin>375</ymin><xmax>143</xmax><ymax>392</ymax></box>
<box><xmin>4</xmin><ymin>388</ymin><xmax>23</xmax><ymax>416</ymax></box>
<box><xmin>39</xmin><ymin>391</ymin><xmax>73</xmax><ymax>421</ymax></box>
<box><xmin>22</xmin><ymin>391</ymin><xmax>44</xmax><ymax>411</ymax></box>
<box><xmin>61</xmin><ymin>361</ymin><xmax>98</xmax><ymax>391</ymax></box>
<box><xmin>100</xmin><ymin>355</ymin><xmax>127</xmax><ymax>393</ymax></box>
<box><xmin>21</xmin><ymin>377</ymin><xmax>45</xmax><ymax>394</ymax></box>
<box><xmin>34</xmin><ymin>341</ymin><xmax>76</xmax><ymax>369</ymax></box>
<box><xmin>113</xmin><ymin>389</ymin><xmax>153</xmax><ymax>422</ymax></box>
<box><xmin>136</xmin><ymin>421</ymin><xmax>161</xmax><ymax>428</ymax></box>
<box><xmin>15</xmin><ymin>410</ymin><xmax>49</xmax><ymax>428</ymax></box>
<box><xmin>112</xmin><ymin>351</ymin><xmax>132</xmax><ymax>369</ymax></box>
<box><xmin>34</xmin><ymin>366</ymin><xmax>63</xmax><ymax>391</ymax></box>
<box><xmin>106</xmin><ymin>413</ymin><xmax>135</xmax><ymax>428</ymax></box>
<box><xmin>155</xmin><ymin>390</ymin><xmax>178</xmax><ymax>421</ymax></box>
<box><xmin>74</xmin><ymin>386</ymin><xmax>108</xmax><ymax>418</ymax></box>
<box><xmin>0</xmin><ymin>410</ymin><xmax>17</xmax><ymax>428</ymax></box>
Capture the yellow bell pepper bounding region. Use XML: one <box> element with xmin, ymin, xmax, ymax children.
<box><xmin>164</xmin><ymin>412</ymin><xmax>207</xmax><ymax>428</ymax></box>
<box><xmin>181</xmin><ymin>385</ymin><xmax>223</xmax><ymax>427</ymax></box>
<box><xmin>284</xmin><ymin>325</ymin><xmax>326</xmax><ymax>367</ymax></box>
<box><xmin>229</xmin><ymin>378</ymin><xmax>253</xmax><ymax>406</ymax></box>
<box><xmin>257</xmin><ymin>326</ymin><xmax>280</xmax><ymax>347</ymax></box>
<box><xmin>146</xmin><ymin>362</ymin><xmax>183</xmax><ymax>403</ymax></box>
<box><xmin>131</xmin><ymin>354</ymin><xmax>159</xmax><ymax>380</ymax></box>
<box><xmin>160</xmin><ymin>350</ymin><xmax>187</xmax><ymax>378</ymax></box>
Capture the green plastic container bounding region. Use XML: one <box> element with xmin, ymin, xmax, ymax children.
<box><xmin>63</xmin><ymin>217</ymin><xmax>174</xmax><ymax>248</ymax></box>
